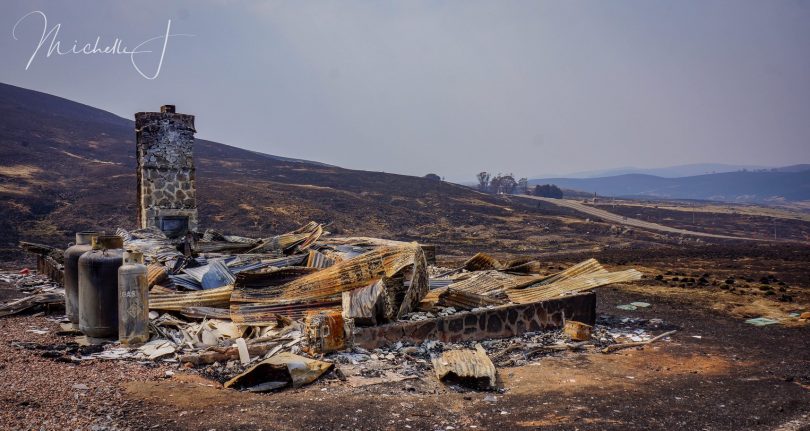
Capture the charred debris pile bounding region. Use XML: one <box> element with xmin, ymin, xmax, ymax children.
<box><xmin>7</xmin><ymin>221</ymin><xmax>655</xmax><ymax>392</ymax></box>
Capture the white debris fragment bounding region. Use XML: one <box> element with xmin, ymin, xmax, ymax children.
<box><xmin>236</xmin><ymin>337</ymin><xmax>250</xmax><ymax>365</ymax></box>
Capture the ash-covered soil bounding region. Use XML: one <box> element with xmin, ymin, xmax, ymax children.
<box><xmin>591</xmin><ymin>201</ymin><xmax>810</xmax><ymax>240</ymax></box>
<box><xmin>1</xmin><ymin>242</ymin><xmax>809</xmax><ymax>431</ymax></box>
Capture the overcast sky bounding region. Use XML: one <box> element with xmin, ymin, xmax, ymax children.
<box><xmin>1</xmin><ymin>0</ymin><xmax>808</xmax><ymax>181</ymax></box>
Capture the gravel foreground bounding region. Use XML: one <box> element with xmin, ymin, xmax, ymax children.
<box><xmin>1</xmin><ymin>283</ymin><xmax>809</xmax><ymax>430</ymax></box>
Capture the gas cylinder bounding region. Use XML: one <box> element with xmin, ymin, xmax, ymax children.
<box><xmin>118</xmin><ymin>250</ymin><xmax>149</xmax><ymax>345</ymax></box>
<box><xmin>78</xmin><ymin>235</ymin><xmax>124</xmax><ymax>338</ymax></box>
<box><xmin>63</xmin><ymin>231</ymin><xmax>101</xmax><ymax>325</ymax></box>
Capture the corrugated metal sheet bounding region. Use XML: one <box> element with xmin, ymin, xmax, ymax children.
<box><xmin>436</xmin><ymin>288</ymin><xmax>507</xmax><ymax>310</ymax></box>
<box><xmin>149</xmin><ymin>284</ymin><xmax>234</xmax><ymax>311</ymax></box>
<box><xmin>242</xmin><ymin>243</ymin><xmax>425</xmax><ymax>304</ymax></box>
<box><xmin>169</xmin><ymin>274</ymin><xmax>202</xmax><ymax>291</ymax></box>
<box><xmin>432</xmin><ymin>344</ymin><xmax>496</xmax><ymax>390</ymax></box>
<box><xmin>536</xmin><ymin>258</ymin><xmax>606</xmax><ymax>285</ymax></box>
<box><xmin>201</xmin><ymin>259</ymin><xmax>236</xmax><ymax>289</ymax></box>
<box><xmin>506</xmin><ymin>269</ymin><xmax>642</xmax><ymax>304</ymax></box>
<box><xmin>341</xmin><ymin>280</ymin><xmax>384</xmax><ymax>325</ymax></box>
<box><xmin>179</xmin><ymin>306</ymin><xmax>231</xmax><ymax>320</ymax></box>
<box><xmin>230</xmin><ymin>244</ymin><xmax>428</xmax><ymax>325</ymax></box>
<box><xmin>247</xmin><ymin>222</ymin><xmax>323</xmax><ymax>254</ymax></box>
<box><xmin>232</xmin><ymin>267</ymin><xmax>319</xmax><ymax>292</ymax></box>
<box><xmin>462</xmin><ymin>252</ymin><xmax>502</xmax><ymax>271</ymax></box>
<box><xmin>231</xmin><ymin>298</ymin><xmax>341</xmax><ymax>324</ymax></box>
<box><xmin>306</xmin><ymin>249</ymin><xmax>335</xmax><ymax>269</ymax></box>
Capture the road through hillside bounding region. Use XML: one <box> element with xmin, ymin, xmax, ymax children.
<box><xmin>516</xmin><ymin>195</ymin><xmax>757</xmax><ymax>241</ymax></box>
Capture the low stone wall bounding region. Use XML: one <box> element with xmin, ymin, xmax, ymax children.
<box><xmin>351</xmin><ymin>292</ymin><xmax>596</xmax><ymax>349</ymax></box>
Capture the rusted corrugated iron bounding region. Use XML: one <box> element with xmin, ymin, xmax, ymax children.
<box><xmin>241</xmin><ymin>243</ymin><xmax>424</xmax><ymax>303</ymax></box>
<box><xmin>306</xmin><ymin>249</ymin><xmax>335</xmax><ymax>269</ymax></box>
<box><xmin>395</xmin><ymin>245</ymin><xmax>429</xmax><ymax>319</ymax></box>
<box><xmin>500</xmin><ymin>258</ymin><xmax>545</xmax><ymax>274</ymax></box>
<box><xmin>419</xmin><ymin>272</ymin><xmax>538</xmax><ymax>310</ymax></box>
<box><xmin>432</xmin><ymin>344</ymin><xmax>496</xmax><ymax>390</ymax></box>
<box><xmin>318</xmin><ymin>237</ymin><xmax>436</xmax><ymax>262</ymax></box>
<box><xmin>149</xmin><ymin>284</ymin><xmax>175</xmax><ymax>295</ymax></box>
<box><xmin>247</xmin><ymin>222</ymin><xmax>323</xmax><ymax>254</ymax></box>
<box><xmin>535</xmin><ymin>258</ymin><xmax>606</xmax><ymax>285</ymax></box>
<box><xmin>147</xmin><ymin>263</ymin><xmax>168</xmax><ymax>288</ymax></box>
<box><xmin>178</xmin><ymin>306</ymin><xmax>231</xmax><ymax>320</ymax></box>
<box><xmin>462</xmin><ymin>252</ymin><xmax>501</xmax><ymax>271</ymax></box>
<box><xmin>230</xmin><ymin>297</ymin><xmax>341</xmax><ymax>325</ymax></box>
<box><xmin>436</xmin><ymin>288</ymin><xmax>507</xmax><ymax>310</ymax></box>
<box><xmin>506</xmin><ymin>269</ymin><xmax>642</xmax><ymax>304</ymax></box>
<box><xmin>420</xmin><ymin>244</ymin><xmax>437</xmax><ymax>265</ymax></box>
<box><xmin>223</xmin><ymin>351</ymin><xmax>333</xmax><ymax>392</ymax></box>
<box><xmin>232</xmin><ymin>267</ymin><xmax>318</xmax><ymax>292</ymax></box>
<box><xmin>230</xmin><ymin>244</ymin><xmax>427</xmax><ymax>325</ymax></box>
<box><xmin>148</xmin><ymin>284</ymin><xmax>234</xmax><ymax>311</ymax></box>
<box><xmin>341</xmin><ymin>280</ymin><xmax>385</xmax><ymax>326</ymax></box>
<box><xmin>304</xmin><ymin>310</ymin><xmax>346</xmax><ymax>353</ymax></box>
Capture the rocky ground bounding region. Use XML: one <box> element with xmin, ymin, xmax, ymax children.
<box><xmin>1</xmin><ymin>242</ymin><xmax>809</xmax><ymax>431</ymax></box>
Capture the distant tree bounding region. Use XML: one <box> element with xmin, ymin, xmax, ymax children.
<box><xmin>533</xmin><ymin>184</ymin><xmax>563</xmax><ymax>199</ymax></box>
<box><xmin>424</xmin><ymin>173</ymin><xmax>441</xmax><ymax>181</ymax></box>
<box><xmin>500</xmin><ymin>174</ymin><xmax>517</xmax><ymax>194</ymax></box>
<box><xmin>518</xmin><ymin>178</ymin><xmax>529</xmax><ymax>194</ymax></box>
<box><xmin>489</xmin><ymin>174</ymin><xmax>502</xmax><ymax>194</ymax></box>
<box><xmin>488</xmin><ymin>173</ymin><xmax>516</xmax><ymax>194</ymax></box>
<box><xmin>476</xmin><ymin>172</ymin><xmax>491</xmax><ymax>191</ymax></box>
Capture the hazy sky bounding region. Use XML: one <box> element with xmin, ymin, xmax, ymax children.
<box><xmin>1</xmin><ymin>1</ymin><xmax>808</xmax><ymax>181</ymax></box>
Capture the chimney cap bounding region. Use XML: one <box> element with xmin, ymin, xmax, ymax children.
<box><xmin>161</xmin><ymin>105</ymin><xmax>176</xmax><ymax>113</ymax></box>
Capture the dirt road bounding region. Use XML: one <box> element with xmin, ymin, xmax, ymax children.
<box><xmin>517</xmin><ymin>195</ymin><xmax>756</xmax><ymax>240</ymax></box>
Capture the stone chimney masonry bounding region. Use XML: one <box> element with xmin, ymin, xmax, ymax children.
<box><xmin>135</xmin><ymin>105</ymin><xmax>198</xmax><ymax>236</ymax></box>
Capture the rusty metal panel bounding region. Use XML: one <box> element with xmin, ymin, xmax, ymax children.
<box><xmin>436</xmin><ymin>288</ymin><xmax>507</xmax><ymax>310</ymax></box>
<box><xmin>306</xmin><ymin>249</ymin><xmax>335</xmax><ymax>269</ymax></box>
<box><xmin>238</xmin><ymin>243</ymin><xmax>424</xmax><ymax>304</ymax></box>
<box><xmin>247</xmin><ymin>223</ymin><xmax>323</xmax><ymax>254</ymax></box>
<box><xmin>304</xmin><ymin>310</ymin><xmax>346</xmax><ymax>353</ymax></box>
<box><xmin>462</xmin><ymin>252</ymin><xmax>501</xmax><ymax>271</ymax></box>
<box><xmin>396</xmin><ymin>245</ymin><xmax>429</xmax><ymax>319</ymax></box>
<box><xmin>506</xmin><ymin>269</ymin><xmax>642</xmax><ymax>304</ymax></box>
<box><xmin>224</xmin><ymin>352</ymin><xmax>333</xmax><ymax>391</ymax></box>
<box><xmin>536</xmin><ymin>258</ymin><xmax>606</xmax><ymax>285</ymax></box>
<box><xmin>341</xmin><ymin>280</ymin><xmax>385</xmax><ymax>326</ymax></box>
<box><xmin>432</xmin><ymin>344</ymin><xmax>496</xmax><ymax>390</ymax></box>
<box><xmin>146</xmin><ymin>263</ymin><xmax>168</xmax><ymax>288</ymax></box>
<box><xmin>148</xmin><ymin>284</ymin><xmax>234</xmax><ymax>311</ymax></box>
<box><xmin>230</xmin><ymin>298</ymin><xmax>341</xmax><ymax>325</ymax></box>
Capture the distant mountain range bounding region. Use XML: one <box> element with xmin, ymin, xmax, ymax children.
<box><xmin>529</xmin><ymin>168</ymin><xmax>810</xmax><ymax>203</ymax></box>
<box><xmin>544</xmin><ymin>163</ymin><xmax>772</xmax><ymax>179</ymax></box>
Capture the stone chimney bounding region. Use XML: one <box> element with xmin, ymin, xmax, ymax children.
<box><xmin>134</xmin><ymin>105</ymin><xmax>198</xmax><ymax>237</ymax></box>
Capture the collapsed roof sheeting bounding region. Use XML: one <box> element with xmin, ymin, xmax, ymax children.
<box><xmin>229</xmin><ymin>243</ymin><xmax>429</xmax><ymax>325</ymax></box>
<box><xmin>506</xmin><ymin>269</ymin><xmax>642</xmax><ymax>304</ymax></box>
